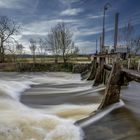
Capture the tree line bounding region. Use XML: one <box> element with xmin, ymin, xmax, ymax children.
<box><xmin>0</xmin><ymin>15</ymin><xmax>140</xmax><ymax>64</ymax></box>
<box><xmin>0</xmin><ymin>16</ymin><xmax>79</xmax><ymax>64</ymax></box>
<box><xmin>29</xmin><ymin>22</ymin><xmax>79</xmax><ymax>64</ymax></box>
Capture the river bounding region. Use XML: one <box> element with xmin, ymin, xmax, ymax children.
<box><xmin>0</xmin><ymin>72</ymin><xmax>139</xmax><ymax>140</ymax></box>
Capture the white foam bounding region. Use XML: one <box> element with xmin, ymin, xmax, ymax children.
<box><xmin>0</xmin><ymin>80</ymin><xmax>36</xmax><ymax>100</ymax></box>
<box><xmin>79</xmin><ymin>100</ymin><xmax>125</xmax><ymax>128</ymax></box>
<box><xmin>0</xmin><ymin>74</ymin><xmax>84</xmax><ymax>140</ymax></box>
<box><xmin>36</xmin><ymin>104</ymin><xmax>99</xmax><ymax>120</ymax></box>
<box><xmin>0</xmin><ymin>73</ymin><xmax>108</xmax><ymax>140</ymax></box>
<box><xmin>0</xmin><ymin>109</ymin><xmax>83</xmax><ymax>140</ymax></box>
<box><xmin>30</xmin><ymin>73</ymin><xmax>84</xmax><ymax>85</ymax></box>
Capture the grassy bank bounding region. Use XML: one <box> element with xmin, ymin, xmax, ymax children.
<box><xmin>1</xmin><ymin>55</ymin><xmax>91</xmax><ymax>72</ymax></box>
<box><xmin>16</xmin><ymin>63</ymin><xmax>74</xmax><ymax>72</ymax></box>
<box><xmin>0</xmin><ymin>62</ymin><xmax>91</xmax><ymax>74</ymax></box>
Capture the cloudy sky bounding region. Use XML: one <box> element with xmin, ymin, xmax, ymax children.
<box><xmin>1</xmin><ymin>0</ymin><xmax>140</xmax><ymax>54</ymax></box>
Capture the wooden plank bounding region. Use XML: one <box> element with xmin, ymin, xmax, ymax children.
<box><xmin>122</xmin><ymin>69</ymin><xmax>140</xmax><ymax>83</ymax></box>
<box><xmin>104</xmin><ymin>64</ymin><xmax>112</xmax><ymax>71</ymax></box>
<box><xmin>103</xmin><ymin>65</ymin><xmax>140</xmax><ymax>83</ymax></box>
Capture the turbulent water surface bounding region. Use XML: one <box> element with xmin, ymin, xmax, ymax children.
<box><xmin>0</xmin><ymin>72</ymin><xmax>140</xmax><ymax>140</ymax></box>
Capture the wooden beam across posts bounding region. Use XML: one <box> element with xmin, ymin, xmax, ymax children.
<box><xmin>87</xmin><ymin>57</ymin><xmax>97</xmax><ymax>80</ymax></box>
<box><xmin>104</xmin><ymin>64</ymin><xmax>112</xmax><ymax>71</ymax></box>
<box><xmin>93</xmin><ymin>57</ymin><xmax>105</xmax><ymax>86</ymax></box>
<box><xmin>123</xmin><ymin>69</ymin><xmax>140</xmax><ymax>83</ymax></box>
<box><xmin>98</xmin><ymin>60</ymin><xmax>124</xmax><ymax>109</ymax></box>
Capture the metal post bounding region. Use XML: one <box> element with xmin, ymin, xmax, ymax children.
<box><xmin>102</xmin><ymin>9</ymin><xmax>105</xmax><ymax>53</ymax></box>
<box><xmin>96</xmin><ymin>39</ymin><xmax>98</xmax><ymax>54</ymax></box>
<box><xmin>101</xmin><ymin>3</ymin><xmax>111</xmax><ymax>53</ymax></box>
<box><xmin>114</xmin><ymin>13</ymin><xmax>119</xmax><ymax>52</ymax></box>
<box><xmin>100</xmin><ymin>35</ymin><xmax>102</xmax><ymax>53</ymax></box>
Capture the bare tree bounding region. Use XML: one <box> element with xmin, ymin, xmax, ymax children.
<box><xmin>121</xmin><ymin>21</ymin><xmax>134</xmax><ymax>53</ymax></box>
<box><xmin>16</xmin><ymin>43</ymin><xmax>24</xmax><ymax>62</ymax></box>
<box><xmin>0</xmin><ymin>16</ymin><xmax>19</xmax><ymax>63</ymax></box>
<box><xmin>5</xmin><ymin>39</ymin><xmax>17</xmax><ymax>62</ymax></box>
<box><xmin>70</xmin><ymin>44</ymin><xmax>79</xmax><ymax>62</ymax></box>
<box><xmin>48</xmin><ymin>22</ymin><xmax>75</xmax><ymax>64</ymax></box>
<box><xmin>16</xmin><ymin>43</ymin><xmax>24</xmax><ymax>55</ymax></box>
<box><xmin>73</xmin><ymin>46</ymin><xmax>79</xmax><ymax>55</ymax></box>
<box><xmin>57</xmin><ymin>23</ymin><xmax>73</xmax><ymax>64</ymax></box>
<box><xmin>37</xmin><ymin>38</ymin><xmax>48</xmax><ymax>63</ymax></box>
<box><xmin>29</xmin><ymin>38</ymin><xmax>37</xmax><ymax>63</ymax></box>
<box><xmin>131</xmin><ymin>37</ymin><xmax>140</xmax><ymax>55</ymax></box>
<box><xmin>47</xmin><ymin>26</ymin><xmax>61</xmax><ymax>63</ymax></box>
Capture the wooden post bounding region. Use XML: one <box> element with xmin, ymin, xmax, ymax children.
<box><xmin>98</xmin><ymin>60</ymin><xmax>123</xmax><ymax>109</ymax></box>
<box><xmin>128</xmin><ymin>58</ymin><xmax>131</xmax><ymax>69</ymax></box>
<box><xmin>93</xmin><ymin>57</ymin><xmax>105</xmax><ymax>86</ymax></box>
<box><xmin>138</xmin><ymin>60</ymin><xmax>140</xmax><ymax>71</ymax></box>
<box><xmin>87</xmin><ymin>57</ymin><xmax>97</xmax><ymax>80</ymax></box>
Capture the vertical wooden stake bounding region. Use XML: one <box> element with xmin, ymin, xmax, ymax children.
<box><xmin>93</xmin><ymin>57</ymin><xmax>105</xmax><ymax>86</ymax></box>
<box><xmin>87</xmin><ymin>57</ymin><xmax>97</xmax><ymax>80</ymax></box>
<box><xmin>98</xmin><ymin>61</ymin><xmax>123</xmax><ymax>109</ymax></box>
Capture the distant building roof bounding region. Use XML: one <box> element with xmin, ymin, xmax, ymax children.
<box><xmin>116</xmin><ymin>46</ymin><xmax>127</xmax><ymax>53</ymax></box>
<box><xmin>104</xmin><ymin>45</ymin><xmax>113</xmax><ymax>53</ymax></box>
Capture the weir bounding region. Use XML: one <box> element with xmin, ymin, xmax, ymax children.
<box><xmin>87</xmin><ymin>53</ymin><xmax>140</xmax><ymax>109</ymax></box>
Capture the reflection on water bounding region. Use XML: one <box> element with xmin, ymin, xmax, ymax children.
<box><xmin>0</xmin><ymin>72</ymin><xmax>140</xmax><ymax>140</ymax></box>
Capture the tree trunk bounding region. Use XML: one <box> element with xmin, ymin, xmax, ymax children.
<box><xmin>33</xmin><ymin>52</ymin><xmax>36</xmax><ymax>64</ymax></box>
<box><xmin>55</xmin><ymin>55</ymin><xmax>58</xmax><ymax>63</ymax></box>
<box><xmin>63</xmin><ymin>53</ymin><xmax>67</xmax><ymax>65</ymax></box>
<box><xmin>0</xmin><ymin>39</ymin><xmax>5</xmax><ymax>63</ymax></box>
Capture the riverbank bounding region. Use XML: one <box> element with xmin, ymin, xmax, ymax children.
<box><xmin>0</xmin><ymin>62</ymin><xmax>91</xmax><ymax>74</ymax></box>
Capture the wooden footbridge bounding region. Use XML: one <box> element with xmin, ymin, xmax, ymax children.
<box><xmin>86</xmin><ymin>53</ymin><xmax>140</xmax><ymax>109</ymax></box>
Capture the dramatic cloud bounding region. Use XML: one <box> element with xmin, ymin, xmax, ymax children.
<box><xmin>0</xmin><ymin>0</ymin><xmax>39</xmax><ymax>15</ymax></box>
<box><xmin>59</xmin><ymin>0</ymin><xmax>80</xmax><ymax>4</ymax></box>
<box><xmin>22</xmin><ymin>18</ymin><xmax>78</xmax><ymax>36</ymax></box>
<box><xmin>76</xmin><ymin>40</ymin><xmax>96</xmax><ymax>54</ymax></box>
<box><xmin>87</xmin><ymin>15</ymin><xmax>103</xmax><ymax>19</ymax></box>
<box><xmin>0</xmin><ymin>0</ymin><xmax>22</xmax><ymax>9</ymax></box>
<box><xmin>60</xmin><ymin>8</ymin><xmax>84</xmax><ymax>16</ymax></box>
<box><xmin>1</xmin><ymin>0</ymin><xmax>140</xmax><ymax>54</ymax></box>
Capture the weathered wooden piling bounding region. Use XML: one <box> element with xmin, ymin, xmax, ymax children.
<box><xmin>85</xmin><ymin>52</ymin><xmax>140</xmax><ymax>109</ymax></box>
<box><xmin>87</xmin><ymin>57</ymin><xmax>97</xmax><ymax>80</ymax></box>
<box><xmin>98</xmin><ymin>60</ymin><xmax>124</xmax><ymax>109</ymax></box>
<box><xmin>93</xmin><ymin>57</ymin><xmax>105</xmax><ymax>86</ymax></box>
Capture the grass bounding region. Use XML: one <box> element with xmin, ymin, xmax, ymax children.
<box><xmin>3</xmin><ymin>55</ymin><xmax>91</xmax><ymax>72</ymax></box>
<box><xmin>13</xmin><ymin>56</ymin><xmax>91</xmax><ymax>63</ymax></box>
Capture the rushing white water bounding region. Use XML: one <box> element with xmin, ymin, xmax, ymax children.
<box><xmin>36</xmin><ymin>104</ymin><xmax>99</xmax><ymax>120</ymax></box>
<box><xmin>0</xmin><ymin>72</ymin><xmax>105</xmax><ymax>140</ymax></box>
<box><xmin>0</xmin><ymin>73</ymin><xmax>87</xmax><ymax>140</ymax></box>
<box><xmin>79</xmin><ymin>100</ymin><xmax>125</xmax><ymax>128</ymax></box>
<box><xmin>1</xmin><ymin>72</ymin><xmax>140</xmax><ymax>140</ymax></box>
